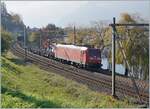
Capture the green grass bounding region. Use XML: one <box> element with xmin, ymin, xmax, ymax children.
<box><xmin>1</xmin><ymin>51</ymin><xmax>137</xmax><ymax>108</ymax></box>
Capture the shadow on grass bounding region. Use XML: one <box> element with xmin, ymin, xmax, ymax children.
<box><xmin>6</xmin><ymin>58</ymin><xmax>26</xmax><ymax>66</ymax></box>
<box><xmin>1</xmin><ymin>86</ymin><xmax>61</xmax><ymax>108</ymax></box>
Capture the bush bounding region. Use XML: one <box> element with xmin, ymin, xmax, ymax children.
<box><xmin>1</xmin><ymin>28</ymin><xmax>12</xmax><ymax>53</ymax></box>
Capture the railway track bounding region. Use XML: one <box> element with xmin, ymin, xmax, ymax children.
<box><xmin>11</xmin><ymin>43</ymin><xmax>149</xmax><ymax>105</ymax></box>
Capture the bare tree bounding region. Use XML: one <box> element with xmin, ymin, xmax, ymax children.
<box><xmin>91</xmin><ymin>20</ymin><xmax>109</xmax><ymax>50</ymax></box>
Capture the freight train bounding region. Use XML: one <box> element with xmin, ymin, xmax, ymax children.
<box><xmin>29</xmin><ymin>44</ymin><xmax>102</xmax><ymax>69</ymax></box>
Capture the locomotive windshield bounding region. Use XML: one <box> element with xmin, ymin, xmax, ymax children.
<box><xmin>88</xmin><ymin>49</ymin><xmax>100</xmax><ymax>57</ymax></box>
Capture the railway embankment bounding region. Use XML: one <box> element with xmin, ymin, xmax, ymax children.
<box><xmin>1</xmin><ymin>52</ymin><xmax>137</xmax><ymax>108</ymax></box>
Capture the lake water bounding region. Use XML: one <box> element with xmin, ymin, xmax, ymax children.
<box><xmin>101</xmin><ymin>58</ymin><xmax>125</xmax><ymax>75</ymax></box>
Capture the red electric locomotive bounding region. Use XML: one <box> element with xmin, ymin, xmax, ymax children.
<box><xmin>53</xmin><ymin>44</ymin><xmax>102</xmax><ymax>68</ymax></box>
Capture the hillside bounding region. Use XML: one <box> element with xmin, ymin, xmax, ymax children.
<box><xmin>1</xmin><ymin>52</ymin><xmax>137</xmax><ymax>108</ymax></box>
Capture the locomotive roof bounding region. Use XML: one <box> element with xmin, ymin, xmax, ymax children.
<box><xmin>56</xmin><ymin>44</ymin><xmax>87</xmax><ymax>50</ymax></box>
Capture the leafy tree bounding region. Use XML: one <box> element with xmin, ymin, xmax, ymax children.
<box><xmin>66</xmin><ymin>26</ymin><xmax>97</xmax><ymax>46</ymax></box>
<box><xmin>66</xmin><ymin>26</ymin><xmax>84</xmax><ymax>45</ymax></box>
<box><xmin>1</xmin><ymin>2</ymin><xmax>24</xmax><ymax>39</ymax></box>
<box><xmin>11</xmin><ymin>13</ymin><xmax>23</xmax><ymax>24</ymax></box>
<box><xmin>100</xmin><ymin>13</ymin><xmax>148</xmax><ymax>80</ymax></box>
<box><xmin>115</xmin><ymin>13</ymin><xmax>149</xmax><ymax>80</ymax></box>
<box><xmin>119</xmin><ymin>13</ymin><xmax>136</xmax><ymax>23</ymax></box>
<box><xmin>1</xmin><ymin>28</ymin><xmax>12</xmax><ymax>53</ymax></box>
<box><xmin>28</xmin><ymin>32</ymin><xmax>40</xmax><ymax>47</ymax></box>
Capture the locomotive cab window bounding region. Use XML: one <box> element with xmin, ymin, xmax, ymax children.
<box><xmin>88</xmin><ymin>49</ymin><xmax>100</xmax><ymax>57</ymax></box>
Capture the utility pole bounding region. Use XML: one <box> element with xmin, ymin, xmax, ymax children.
<box><xmin>24</xmin><ymin>25</ymin><xmax>27</xmax><ymax>61</ymax></box>
<box><xmin>73</xmin><ymin>26</ymin><xmax>76</xmax><ymax>45</ymax></box>
<box><xmin>24</xmin><ymin>25</ymin><xmax>26</xmax><ymax>48</ymax></box>
<box><xmin>39</xmin><ymin>29</ymin><xmax>42</xmax><ymax>49</ymax></box>
<box><xmin>2</xmin><ymin>3</ymin><xmax>6</xmax><ymax>30</ymax></box>
<box><xmin>112</xmin><ymin>17</ymin><xmax>116</xmax><ymax>97</ymax></box>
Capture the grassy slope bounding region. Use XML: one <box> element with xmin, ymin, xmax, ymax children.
<box><xmin>1</xmin><ymin>52</ymin><xmax>136</xmax><ymax>108</ymax></box>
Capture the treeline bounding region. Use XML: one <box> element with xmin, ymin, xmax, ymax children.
<box><xmin>1</xmin><ymin>2</ymin><xmax>65</xmax><ymax>51</ymax></box>
<box><xmin>1</xmin><ymin>2</ymin><xmax>24</xmax><ymax>53</ymax></box>
<box><xmin>1</xmin><ymin>3</ymin><xmax>25</xmax><ymax>39</ymax></box>
<box><xmin>27</xmin><ymin>24</ymin><xmax>65</xmax><ymax>48</ymax></box>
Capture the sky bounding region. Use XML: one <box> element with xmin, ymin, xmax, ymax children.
<box><xmin>3</xmin><ymin>1</ymin><xmax>150</xmax><ymax>28</ymax></box>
